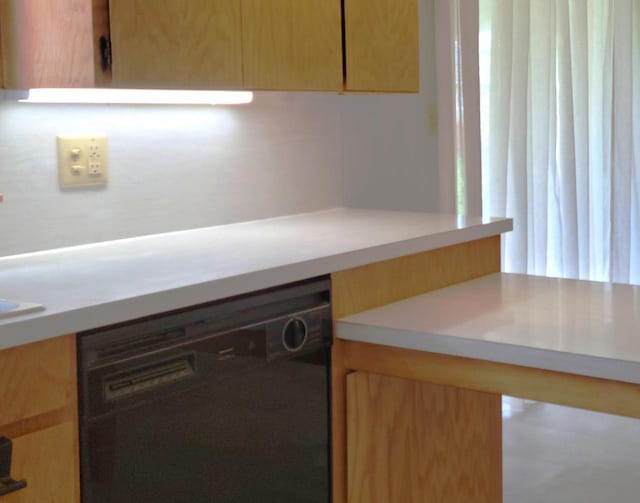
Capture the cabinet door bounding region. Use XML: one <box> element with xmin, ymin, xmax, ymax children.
<box><xmin>344</xmin><ymin>0</ymin><xmax>419</xmax><ymax>92</ymax></box>
<box><xmin>347</xmin><ymin>371</ymin><xmax>501</xmax><ymax>503</ymax></box>
<box><xmin>0</xmin><ymin>13</ymin><xmax>4</xmax><ymax>88</ymax></box>
<box><xmin>109</xmin><ymin>0</ymin><xmax>243</xmax><ymax>89</ymax></box>
<box><xmin>0</xmin><ymin>336</ymin><xmax>75</xmax><ymax>427</ymax></box>
<box><xmin>2</xmin><ymin>422</ymin><xmax>78</xmax><ymax>503</ymax></box>
<box><xmin>242</xmin><ymin>0</ymin><xmax>342</xmax><ymax>91</ymax></box>
<box><xmin>0</xmin><ymin>0</ymin><xmax>96</xmax><ymax>88</ymax></box>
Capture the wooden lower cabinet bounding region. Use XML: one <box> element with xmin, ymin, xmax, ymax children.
<box><xmin>346</xmin><ymin>371</ymin><xmax>502</xmax><ymax>503</ymax></box>
<box><xmin>331</xmin><ymin>236</ymin><xmax>503</xmax><ymax>503</ymax></box>
<box><xmin>0</xmin><ymin>335</ymin><xmax>79</xmax><ymax>503</ymax></box>
<box><xmin>4</xmin><ymin>422</ymin><xmax>78</xmax><ymax>503</ymax></box>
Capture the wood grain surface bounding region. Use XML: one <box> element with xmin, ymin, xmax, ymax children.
<box><xmin>347</xmin><ymin>372</ymin><xmax>502</xmax><ymax>503</ymax></box>
<box><xmin>0</xmin><ymin>0</ymin><xmax>95</xmax><ymax>88</ymax></box>
<box><xmin>330</xmin><ymin>236</ymin><xmax>500</xmax><ymax>503</ymax></box>
<box><xmin>344</xmin><ymin>341</ymin><xmax>640</xmax><ymax>420</ymax></box>
<box><xmin>109</xmin><ymin>0</ymin><xmax>243</xmax><ymax>89</ymax></box>
<box><xmin>0</xmin><ymin>335</ymin><xmax>75</xmax><ymax>427</ymax></box>
<box><xmin>331</xmin><ymin>236</ymin><xmax>501</xmax><ymax>319</ymax></box>
<box><xmin>0</xmin><ymin>13</ymin><xmax>4</xmax><ymax>88</ymax></box>
<box><xmin>4</xmin><ymin>422</ymin><xmax>79</xmax><ymax>503</ymax></box>
<box><xmin>242</xmin><ymin>0</ymin><xmax>342</xmax><ymax>91</ymax></box>
<box><xmin>91</xmin><ymin>0</ymin><xmax>111</xmax><ymax>86</ymax></box>
<box><xmin>344</xmin><ymin>0</ymin><xmax>419</xmax><ymax>92</ymax></box>
<box><xmin>0</xmin><ymin>334</ymin><xmax>80</xmax><ymax>503</ymax></box>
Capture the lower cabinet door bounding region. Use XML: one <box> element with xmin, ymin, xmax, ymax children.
<box><xmin>3</xmin><ymin>422</ymin><xmax>78</xmax><ymax>503</ymax></box>
<box><xmin>347</xmin><ymin>371</ymin><xmax>502</xmax><ymax>503</ymax></box>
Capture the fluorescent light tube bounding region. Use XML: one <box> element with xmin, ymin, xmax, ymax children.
<box><xmin>20</xmin><ymin>89</ymin><xmax>254</xmax><ymax>105</ymax></box>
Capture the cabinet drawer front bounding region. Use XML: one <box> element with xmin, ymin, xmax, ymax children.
<box><xmin>1</xmin><ymin>422</ymin><xmax>78</xmax><ymax>503</ymax></box>
<box><xmin>0</xmin><ymin>336</ymin><xmax>75</xmax><ymax>427</ymax></box>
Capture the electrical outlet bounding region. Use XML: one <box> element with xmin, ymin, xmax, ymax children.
<box><xmin>57</xmin><ymin>135</ymin><xmax>109</xmax><ymax>188</ymax></box>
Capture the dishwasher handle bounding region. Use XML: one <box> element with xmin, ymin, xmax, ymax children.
<box><xmin>102</xmin><ymin>354</ymin><xmax>196</xmax><ymax>403</ymax></box>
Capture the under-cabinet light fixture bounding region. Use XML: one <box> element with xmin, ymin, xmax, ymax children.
<box><xmin>20</xmin><ymin>89</ymin><xmax>254</xmax><ymax>105</ymax></box>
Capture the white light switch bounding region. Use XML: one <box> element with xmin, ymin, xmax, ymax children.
<box><xmin>57</xmin><ymin>135</ymin><xmax>109</xmax><ymax>188</ymax></box>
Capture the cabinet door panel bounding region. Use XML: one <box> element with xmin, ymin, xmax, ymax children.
<box><xmin>0</xmin><ymin>0</ymin><xmax>95</xmax><ymax>88</ymax></box>
<box><xmin>0</xmin><ymin>336</ymin><xmax>75</xmax><ymax>427</ymax></box>
<box><xmin>344</xmin><ymin>0</ymin><xmax>419</xmax><ymax>92</ymax></box>
<box><xmin>347</xmin><ymin>371</ymin><xmax>501</xmax><ymax>503</ymax></box>
<box><xmin>109</xmin><ymin>0</ymin><xmax>243</xmax><ymax>89</ymax></box>
<box><xmin>0</xmin><ymin>15</ymin><xmax>4</xmax><ymax>88</ymax></box>
<box><xmin>2</xmin><ymin>422</ymin><xmax>78</xmax><ymax>503</ymax></box>
<box><xmin>242</xmin><ymin>0</ymin><xmax>342</xmax><ymax>91</ymax></box>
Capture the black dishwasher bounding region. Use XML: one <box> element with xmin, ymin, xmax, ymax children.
<box><xmin>78</xmin><ymin>277</ymin><xmax>332</xmax><ymax>503</ymax></box>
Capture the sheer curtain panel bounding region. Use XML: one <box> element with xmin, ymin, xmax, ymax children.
<box><xmin>480</xmin><ymin>0</ymin><xmax>640</xmax><ymax>284</ymax></box>
<box><xmin>435</xmin><ymin>0</ymin><xmax>483</xmax><ymax>215</ymax></box>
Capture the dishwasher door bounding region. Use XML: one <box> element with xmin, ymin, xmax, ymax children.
<box><xmin>79</xmin><ymin>300</ymin><xmax>332</xmax><ymax>503</ymax></box>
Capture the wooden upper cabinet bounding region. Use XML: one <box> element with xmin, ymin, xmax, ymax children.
<box><xmin>241</xmin><ymin>0</ymin><xmax>342</xmax><ymax>91</ymax></box>
<box><xmin>0</xmin><ymin>0</ymin><xmax>419</xmax><ymax>92</ymax></box>
<box><xmin>0</xmin><ymin>0</ymin><xmax>108</xmax><ymax>89</ymax></box>
<box><xmin>344</xmin><ymin>0</ymin><xmax>419</xmax><ymax>92</ymax></box>
<box><xmin>109</xmin><ymin>0</ymin><xmax>243</xmax><ymax>89</ymax></box>
<box><xmin>0</xmin><ymin>13</ymin><xmax>4</xmax><ymax>88</ymax></box>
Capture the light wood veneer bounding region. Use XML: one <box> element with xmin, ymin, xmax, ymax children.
<box><xmin>344</xmin><ymin>0</ymin><xmax>419</xmax><ymax>92</ymax></box>
<box><xmin>109</xmin><ymin>0</ymin><xmax>243</xmax><ymax>89</ymax></box>
<box><xmin>0</xmin><ymin>0</ymin><xmax>95</xmax><ymax>88</ymax></box>
<box><xmin>4</xmin><ymin>422</ymin><xmax>78</xmax><ymax>503</ymax></box>
<box><xmin>0</xmin><ymin>335</ymin><xmax>75</xmax><ymax>427</ymax></box>
<box><xmin>331</xmin><ymin>236</ymin><xmax>502</xmax><ymax>503</ymax></box>
<box><xmin>241</xmin><ymin>0</ymin><xmax>342</xmax><ymax>91</ymax></box>
<box><xmin>344</xmin><ymin>341</ymin><xmax>640</xmax><ymax>420</ymax></box>
<box><xmin>347</xmin><ymin>372</ymin><xmax>501</xmax><ymax>503</ymax></box>
<box><xmin>0</xmin><ymin>335</ymin><xmax>79</xmax><ymax>503</ymax></box>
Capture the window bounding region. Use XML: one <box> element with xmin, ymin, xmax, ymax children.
<box><xmin>479</xmin><ymin>0</ymin><xmax>640</xmax><ymax>284</ymax></box>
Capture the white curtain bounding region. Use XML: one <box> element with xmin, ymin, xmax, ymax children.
<box><xmin>480</xmin><ymin>0</ymin><xmax>640</xmax><ymax>284</ymax></box>
<box><xmin>435</xmin><ymin>0</ymin><xmax>483</xmax><ymax>216</ymax></box>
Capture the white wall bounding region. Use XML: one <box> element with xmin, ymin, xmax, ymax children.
<box><xmin>0</xmin><ymin>0</ymin><xmax>438</xmax><ymax>257</ymax></box>
<box><xmin>0</xmin><ymin>93</ymin><xmax>344</xmax><ymax>256</ymax></box>
<box><xmin>341</xmin><ymin>0</ymin><xmax>439</xmax><ymax>212</ymax></box>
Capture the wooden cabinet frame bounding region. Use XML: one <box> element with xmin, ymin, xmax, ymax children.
<box><xmin>0</xmin><ymin>0</ymin><xmax>419</xmax><ymax>92</ymax></box>
<box><xmin>331</xmin><ymin>236</ymin><xmax>502</xmax><ymax>503</ymax></box>
<box><xmin>0</xmin><ymin>335</ymin><xmax>80</xmax><ymax>503</ymax></box>
<box><xmin>332</xmin><ymin>233</ymin><xmax>640</xmax><ymax>502</ymax></box>
<box><xmin>344</xmin><ymin>0</ymin><xmax>419</xmax><ymax>92</ymax></box>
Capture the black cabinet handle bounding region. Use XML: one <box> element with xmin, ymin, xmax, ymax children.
<box><xmin>0</xmin><ymin>437</ymin><xmax>27</xmax><ymax>497</ymax></box>
<box><xmin>99</xmin><ymin>36</ymin><xmax>112</xmax><ymax>72</ymax></box>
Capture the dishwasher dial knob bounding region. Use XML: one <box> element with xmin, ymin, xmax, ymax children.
<box><xmin>282</xmin><ymin>318</ymin><xmax>308</xmax><ymax>352</ymax></box>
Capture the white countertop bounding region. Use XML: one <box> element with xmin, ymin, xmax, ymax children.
<box><xmin>0</xmin><ymin>208</ymin><xmax>511</xmax><ymax>350</ymax></box>
<box><xmin>337</xmin><ymin>273</ymin><xmax>640</xmax><ymax>384</ymax></box>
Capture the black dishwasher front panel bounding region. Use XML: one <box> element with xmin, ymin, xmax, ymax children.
<box><xmin>78</xmin><ymin>278</ymin><xmax>332</xmax><ymax>503</ymax></box>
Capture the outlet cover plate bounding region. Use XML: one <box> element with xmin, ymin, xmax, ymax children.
<box><xmin>57</xmin><ymin>135</ymin><xmax>109</xmax><ymax>188</ymax></box>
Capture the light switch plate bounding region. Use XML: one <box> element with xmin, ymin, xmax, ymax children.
<box><xmin>57</xmin><ymin>135</ymin><xmax>109</xmax><ymax>188</ymax></box>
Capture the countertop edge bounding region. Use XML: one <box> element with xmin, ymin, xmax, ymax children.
<box><xmin>0</xmin><ymin>213</ymin><xmax>512</xmax><ymax>350</ymax></box>
<box><xmin>336</xmin><ymin>320</ymin><xmax>640</xmax><ymax>385</ymax></box>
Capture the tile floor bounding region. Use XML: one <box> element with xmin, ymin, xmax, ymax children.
<box><xmin>503</xmin><ymin>396</ymin><xmax>640</xmax><ymax>502</ymax></box>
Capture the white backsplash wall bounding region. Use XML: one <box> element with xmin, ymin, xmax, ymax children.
<box><xmin>341</xmin><ymin>0</ymin><xmax>439</xmax><ymax>213</ymax></box>
<box><xmin>0</xmin><ymin>92</ymin><xmax>344</xmax><ymax>256</ymax></box>
<box><xmin>0</xmin><ymin>0</ymin><xmax>439</xmax><ymax>258</ymax></box>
